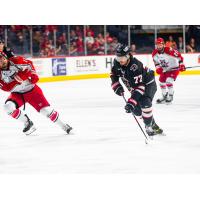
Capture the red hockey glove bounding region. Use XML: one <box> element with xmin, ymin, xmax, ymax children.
<box><xmin>29</xmin><ymin>73</ymin><xmax>39</xmax><ymax>84</ymax></box>
<box><xmin>14</xmin><ymin>70</ymin><xmax>39</xmax><ymax>84</ymax></box>
<box><xmin>179</xmin><ymin>63</ymin><xmax>186</xmax><ymax>72</ymax></box>
<box><xmin>124</xmin><ymin>98</ymin><xmax>137</xmax><ymax>113</ymax></box>
<box><xmin>156</xmin><ymin>67</ymin><xmax>163</xmax><ymax>75</ymax></box>
<box><xmin>14</xmin><ymin>70</ymin><xmax>31</xmax><ymax>83</ymax></box>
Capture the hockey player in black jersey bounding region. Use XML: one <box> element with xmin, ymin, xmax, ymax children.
<box><xmin>110</xmin><ymin>44</ymin><xmax>163</xmax><ymax>136</ymax></box>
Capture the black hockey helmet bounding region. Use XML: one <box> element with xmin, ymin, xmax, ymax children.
<box><xmin>115</xmin><ymin>43</ymin><xmax>131</xmax><ymax>57</ymax></box>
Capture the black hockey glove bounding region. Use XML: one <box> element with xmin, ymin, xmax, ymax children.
<box><xmin>124</xmin><ymin>98</ymin><xmax>137</xmax><ymax>113</ymax></box>
<box><xmin>111</xmin><ymin>82</ymin><xmax>124</xmax><ymax>96</ymax></box>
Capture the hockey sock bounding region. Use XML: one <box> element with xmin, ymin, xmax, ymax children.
<box><xmin>159</xmin><ymin>82</ymin><xmax>167</xmax><ymax>96</ymax></box>
<box><xmin>142</xmin><ymin>107</ymin><xmax>153</xmax><ymax>126</ymax></box>
<box><xmin>166</xmin><ymin>78</ymin><xmax>174</xmax><ymax>96</ymax></box>
<box><xmin>40</xmin><ymin>106</ymin><xmax>66</xmax><ymax>129</ymax></box>
<box><xmin>166</xmin><ymin>83</ymin><xmax>174</xmax><ymax>96</ymax></box>
<box><xmin>3</xmin><ymin>101</ymin><xmax>29</xmax><ymax>124</ymax></box>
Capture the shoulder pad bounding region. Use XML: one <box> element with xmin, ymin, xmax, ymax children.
<box><xmin>152</xmin><ymin>49</ymin><xmax>158</xmax><ymax>57</ymax></box>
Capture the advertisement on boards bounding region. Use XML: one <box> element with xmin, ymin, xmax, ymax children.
<box><xmin>52</xmin><ymin>58</ymin><xmax>67</xmax><ymax>76</ymax></box>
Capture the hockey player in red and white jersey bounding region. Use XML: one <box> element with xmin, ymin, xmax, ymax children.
<box><xmin>152</xmin><ymin>37</ymin><xmax>186</xmax><ymax>104</ymax></box>
<box><xmin>0</xmin><ymin>51</ymin><xmax>72</xmax><ymax>135</ymax></box>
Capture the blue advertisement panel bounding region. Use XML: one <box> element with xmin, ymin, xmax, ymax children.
<box><xmin>52</xmin><ymin>58</ymin><xmax>67</xmax><ymax>76</ymax></box>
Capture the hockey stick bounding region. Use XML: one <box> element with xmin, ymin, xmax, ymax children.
<box><xmin>122</xmin><ymin>94</ymin><xmax>150</xmax><ymax>144</ymax></box>
<box><xmin>161</xmin><ymin>66</ymin><xmax>200</xmax><ymax>72</ymax></box>
<box><xmin>186</xmin><ymin>66</ymin><xmax>200</xmax><ymax>69</ymax></box>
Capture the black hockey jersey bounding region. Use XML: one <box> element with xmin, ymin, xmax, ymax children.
<box><xmin>110</xmin><ymin>55</ymin><xmax>155</xmax><ymax>101</ymax></box>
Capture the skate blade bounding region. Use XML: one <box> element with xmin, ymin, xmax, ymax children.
<box><xmin>64</xmin><ymin>127</ymin><xmax>73</xmax><ymax>135</ymax></box>
<box><xmin>67</xmin><ymin>129</ymin><xmax>74</xmax><ymax>135</ymax></box>
<box><xmin>156</xmin><ymin>101</ymin><xmax>166</xmax><ymax>104</ymax></box>
<box><xmin>155</xmin><ymin>132</ymin><xmax>166</xmax><ymax>136</ymax></box>
<box><xmin>66</xmin><ymin>130</ymin><xmax>74</xmax><ymax>135</ymax></box>
<box><xmin>25</xmin><ymin>126</ymin><xmax>37</xmax><ymax>135</ymax></box>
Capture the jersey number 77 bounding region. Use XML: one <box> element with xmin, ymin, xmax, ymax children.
<box><xmin>134</xmin><ymin>75</ymin><xmax>142</xmax><ymax>84</ymax></box>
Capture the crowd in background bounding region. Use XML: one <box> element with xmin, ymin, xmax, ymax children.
<box><xmin>0</xmin><ymin>25</ymin><xmax>199</xmax><ymax>57</ymax></box>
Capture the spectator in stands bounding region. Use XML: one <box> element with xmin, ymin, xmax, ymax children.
<box><xmin>10</xmin><ymin>25</ymin><xmax>24</xmax><ymax>33</ymax></box>
<box><xmin>40</xmin><ymin>39</ymin><xmax>56</xmax><ymax>57</ymax></box>
<box><xmin>92</xmin><ymin>38</ymin><xmax>104</xmax><ymax>55</ymax></box>
<box><xmin>70</xmin><ymin>30</ymin><xmax>78</xmax><ymax>44</ymax></box>
<box><xmin>76</xmin><ymin>36</ymin><xmax>84</xmax><ymax>55</ymax></box>
<box><xmin>107</xmin><ymin>37</ymin><xmax>118</xmax><ymax>54</ymax></box>
<box><xmin>57</xmin><ymin>32</ymin><xmax>66</xmax><ymax>45</ymax></box>
<box><xmin>165</xmin><ymin>35</ymin><xmax>177</xmax><ymax>49</ymax></box>
<box><xmin>47</xmin><ymin>40</ymin><xmax>56</xmax><ymax>54</ymax></box>
<box><xmin>130</xmin><ymin>44</ymin><xmax>136</xmax><ymax>55</ymax></box>
<box><xmin>177</xmin><ymin>36</ymin><xmax>184</xmax><ymax>53</ymax></box>
<box><xmin>44</xmin><ymin>25</ymin><xmax>57</xmax><ymax>40</ymax></box>
<box><xmin>41</xmin><ymin>36</ymin><xmax>50</xmax><ymax>50</ymax></box>
<box><xmin>56</xmin><ymin>33</ymin><xmax>67</xmax><ymax>55</ymax></box>
<box><xmin>85</xmin><ymin>31</ymin><xmax>94</xmax><ymax>45</ymax></box>
<box><xmin>69</xmin><ymin>41</ymin><xmax>78</xmax><ymax>56</ymax></box>
<box><xmin>85</xmin><ymin>25</ymin><xmax>94</xmax><ymax>37</ymax></box>
<box><xmin>47</xmin><ymin>47</ymin><xmax>56</xmax><ymax>57</ymax></box>
<box><xmin>106</xmin><ymin>32</ymin><xmax>113</xmax><ymax>43</ymax></box>
<box><xmin>96</xmin><ymin>33</ymin><xmax>105</xmax><ymax>46</ymax></box>
<box><xmin>75</xmin><ymin>26</ymin><xmax>83</xmax><ymax>37</ymax></box>
<box><xmin>33</xmin><ymin>30</ymin><xmax>42</xmax><ymax>56</ymax></box>
<box><xmin>55</xmin><ymin>45</ymin><xmax>62</xmax><ymax>55</ymax></box>
<box><xmin>4</xmin><ymin>25</ymin><xmax>200</xmax><ymax>57</ymax></box>
<box><xmin>96</xmin><ymin>33</ymin><xmax>105</xmax><ymax>54</ymax></box>
<box><xmin>186</xmin><ymin>38</ymin><xmax>196</xmax><ymax>53</ymax></box>
<box><xmin>39</xmin><ymin>48</ymin><xmax>48</xmax><ymax>57</ymax></box>
<box><xmin>86</xmin><ymin>43</ymin><xmax>94</xmax><ymax>55</ymax></box>
<box><xmin>91</xmin><ymin>40</ymin><xmax>99</xmax><ymax>55</ymax></box>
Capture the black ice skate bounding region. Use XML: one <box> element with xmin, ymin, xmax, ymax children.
<box><xmin>145</xmin><ymin>125</ymin><xmax>156</xmax><ymax>136</ymax></box>
<box><xmin>152</xmin><ymin>122</ymin><xmax>164</xmax><ymax>135</ymax></box>
<box><xmin>145</xmin><ymin>123</ymin><xmax>165</xmax><ymax>136</ymax></box>
<box><xmin>156</xmin><ymin>93</ymin><xmax>168</xmax><ymax>104</ymax></box>
<box><xmin>63</xmin><ymin>124</ymin><xmax>73</xmax><ymax>134</ymax></box>
<box><xmin>165</xmin><ymin>94</ymin><xmax>173</xmax><ymax>104</ymax></box>
<box><xmin>23</xmin><ymin>115</ymin><xmax>36</xmax><ymax>135</ymax></box>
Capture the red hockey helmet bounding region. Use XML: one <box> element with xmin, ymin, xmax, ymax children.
<box><xmin>155</xmin><ymin>37</ymin><xmax>165</xmax><ymax>52</ymax></box>
<box><xmin>155</xmin><ymin>37</ymin><xmax>165</xmax><ymax>45</ymax></box>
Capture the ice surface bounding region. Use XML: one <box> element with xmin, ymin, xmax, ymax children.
<box><xmin>0</xmin><ymin>76</ymin><xmax>200</xmax><ymax>173</ymax></box>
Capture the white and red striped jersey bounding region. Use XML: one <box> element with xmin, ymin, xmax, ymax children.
<box><xmin>152</xmin><ymin>47</ymin><xmax>183</xmax><ymax>72</ymax></box>
<box><xmin>0</xmin><ymin>56</ymin><xmax>36</xmax><ymax>93</ymax></box>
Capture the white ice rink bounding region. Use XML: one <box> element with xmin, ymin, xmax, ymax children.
<box><xmin>0</xmin><ymin>76</ymin><xmax>200</xmax><ymax>173</ymax></box>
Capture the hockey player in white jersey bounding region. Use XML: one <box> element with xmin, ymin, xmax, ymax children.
<box><xmin>152</xmin><ymin>37</ymin><xmax>186</xmax><ymax>104</ymax></box>
<box><xmin>0</xmin><ymin>51</ymin><xmax>72</xmax><ymax>135</ymax></box>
